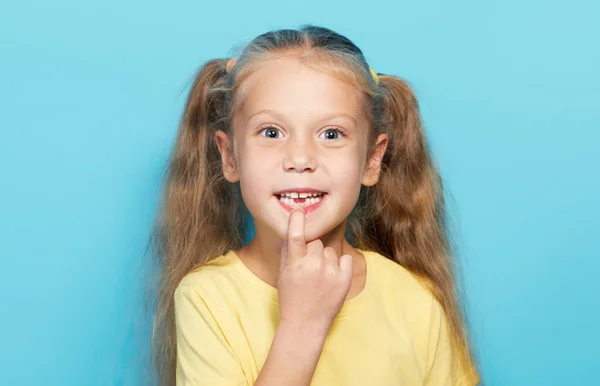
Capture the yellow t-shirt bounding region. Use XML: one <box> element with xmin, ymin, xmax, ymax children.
<box><xmin>174</xmin><ymin>249</ymin><xmax>478</xmax><ymax>385</ymax></box>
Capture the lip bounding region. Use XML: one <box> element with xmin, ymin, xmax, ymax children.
<box><xmin>273</xmin><ymin>187</ymin><xmax>327</xmax><ymax>195</ymax></box>
<box><xmin>274</xmin><ymin>193</ymin><xmax>328</xmax><ymax>214</ymax></box>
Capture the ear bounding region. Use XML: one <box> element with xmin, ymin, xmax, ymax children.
<box><xmin>361</xmin><ymin>133</ymin><xmax>388</xmax><ymax>187</ymax></box>
<box><xmin>215</xmin><ymin>130</ymin><xmax>239</xmax><ymax>183</ymax></box>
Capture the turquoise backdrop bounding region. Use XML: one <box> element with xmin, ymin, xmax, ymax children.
<box><xmin>1</xmin><ymin>1</ymin><xmax>598</xmax><ymax>385</ymax></box>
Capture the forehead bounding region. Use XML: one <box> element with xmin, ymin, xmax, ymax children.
<box><xmin>235</xmin><ymin>56</ymin><xmax>366</xmax><ymax>124</ymax></box>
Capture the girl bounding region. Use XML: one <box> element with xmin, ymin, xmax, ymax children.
<box><xmin>151</xmin><ymin>25</ymin><xmax>479</xmax><ymax>386</ymax></box>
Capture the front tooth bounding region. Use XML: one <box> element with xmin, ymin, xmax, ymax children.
<box><xmin>290</xmin><ymin>192</ymin><xmax>298</xmax><ymax>198</ymax></box>
<box><xmin>299</xmin><ymin>193</ymin><xmax>309</xmax><ymax>198</ymax></box>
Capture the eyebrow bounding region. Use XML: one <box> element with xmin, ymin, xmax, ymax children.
<box><xmin>247</xmin><ymin>109</ymin><xmax>357</xmax><ymax>126</ymax></box>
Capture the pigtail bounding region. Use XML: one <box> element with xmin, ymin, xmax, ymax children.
<box><xmin>149</xmin><ymin>59</ymin><xmax>244</xmax><ymax>386</ymax></box>
<box><xmin>352</xmin><ymin>75</ymin><xmax>476</xmax><ymax>381</ymax></box>
<box><xmin>370</xmin><ymin>75</ymin><xmax>451</xmax><ymax>296</ymax></box>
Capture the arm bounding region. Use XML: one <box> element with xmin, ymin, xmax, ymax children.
<box><xmin>174</xmin><ymin>285</ymin><xmax>247</xmax><ymax>385</ymax></box>
<box><xmin>175</xmin><ymin>284</ymin><xmax>329</xmax><ymax>386</ymax></box>
<box><xmin>175</xmin><ymin>208</ymin><xmax>349</xmax><ymax>385</ymax></box>
<box><xmin>254</xmin><ymin>320</ymin><xmax>328</xmax><ymax>386</ymax></box>
<box><xmin>424</xmin><ymin>298</ymin><xmax>479</xmax><ymax>386</ymax></box>
<box><xmin>254</xmin><ymin>207</ymin><xmax>353</xmax><ymax>385</ymax></box>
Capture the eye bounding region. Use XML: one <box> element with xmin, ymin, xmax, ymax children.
<box><xmin>319</xmin><ymin>128</ymin><xmax>345</xmax><ymax>140</ymax></box>
<box><xmin>259</xmin><ymin>126</ymin><xmax>283</xmax><ymax>139</ymax></box>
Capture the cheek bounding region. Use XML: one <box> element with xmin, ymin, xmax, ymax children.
<box><xmin>236</xmin><ymin>147</ymin><xmax>276</xmax><ymax>183</ymax></box>
<box><xmin>328</xmin><ymin>150</ymin><xmax>364</xmax><ymax>184</ymax></box>
<box><xmin>326</xmin><ymin>152</ymin><xmax>363</xmax><ymax>207</ymax></box>
<box><xmin>235</xmin><ymin>149</ymin><xmax>276</xmax><ymax>210</ymax></box>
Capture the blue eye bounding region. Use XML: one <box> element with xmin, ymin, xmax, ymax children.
<box><xmin>319</xmin><ymin>128</ymin><xmax>344</xmax><ymax>140</ymax></box>
<box><xmin>259</xmin><ymin>127</ymin><xmax>282</xmax><ymax>139</ymax></box>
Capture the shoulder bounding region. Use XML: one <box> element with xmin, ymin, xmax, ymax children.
<box><xmin>175</xmin><ymin>250</ymin><xmax>242</xmax><ymax>301</ymax></box>
<box><xmin>361</xmin><ymin>249</ymin><xmax>443</xmax><ymax>331</ymax></box>
<box><xmin>363</xmin><ymin>249</ymin><xmax>436</xmax><ymax>304</ymax></box>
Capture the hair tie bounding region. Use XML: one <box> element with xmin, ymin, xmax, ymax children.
<box><xmin>369</xmin><ymin>67</ymin><xmax>380</xmax><ymax>85</ymax></box>
<box><xmin>226</xmin><ymin>58</ymin><xmax>237</xmax><ymax>73</ymax></box>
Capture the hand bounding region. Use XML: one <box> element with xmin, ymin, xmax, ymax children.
<box><xmin>277</xmin><ymin>207</ymin><xmax>354</xmax><ymax>335</ymax></box>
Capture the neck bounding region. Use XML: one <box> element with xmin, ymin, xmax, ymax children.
<box><xmin>238</xmin><ymin>218</ymin><xmax>355</xmax><ymax>287</ymax></box>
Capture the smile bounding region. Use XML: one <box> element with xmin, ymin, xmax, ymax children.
<box><xmin>273</xmin><ymin>190</ymin><xmax>327</xmax><ymax>214</ymax></box>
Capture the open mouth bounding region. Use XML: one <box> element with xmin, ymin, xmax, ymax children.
<box><xmin>274</xmin><ymin>190</ymin><xmax>327</xmax><ymax>212</ymax></box>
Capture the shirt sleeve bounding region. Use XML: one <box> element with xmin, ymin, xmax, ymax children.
<box><xmin>424</xmin><ymin>297</ymin><xmax>479</xmax><ymax>386</ymax></box>
<box><xmin>174</xmin><ymin>284</ymin><xmax>248</xmax><ymax>386</ymax></box>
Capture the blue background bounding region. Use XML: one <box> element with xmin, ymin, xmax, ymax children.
<box><xmin>1</xmin><ymin>1</ymin><xmax>598</xmax><ymax>385</ymax></box>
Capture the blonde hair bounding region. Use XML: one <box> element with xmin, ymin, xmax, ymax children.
<box><xmin>149</xmin><ymin>25</ymin><xmax>477</xmax><ymax>385</ymax></box>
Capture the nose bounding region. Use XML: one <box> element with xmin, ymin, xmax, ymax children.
<box><xmin>282</xmin><ymin>137</ymin><xmax>317</xmax><ymax>173</ymax></box>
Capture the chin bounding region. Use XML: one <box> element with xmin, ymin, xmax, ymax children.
<box><xmin>251</xmin><ymin>197</ymin><xmax>349</xmax><ymax>243</ymax></box>
<box><xmin>279</xmin><ymin>217</ymin><xmax>343</xmax><ymax>243</ymax></box>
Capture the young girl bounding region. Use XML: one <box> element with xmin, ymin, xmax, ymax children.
<box><xmin>151</xmin><ymin>25</ymin><xmax>479</xmax><ymax>386</ymax></box>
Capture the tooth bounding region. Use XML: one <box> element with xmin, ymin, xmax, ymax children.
<box><xmin>290</xmin><ymin>192</ymin><xmax>298</xmax><ymax>198</ymax></box>
<box><xmin>299</xmin><ymin>193</ymin><xmax>308</xmax><ymax>198</ymax></box>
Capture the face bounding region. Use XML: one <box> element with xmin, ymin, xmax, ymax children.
<box><xmin>216</xmin><ymin>56</ymin><xmax>387</xmax><ymax>242</ymax></box>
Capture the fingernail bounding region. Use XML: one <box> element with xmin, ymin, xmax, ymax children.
<box><xmin>291</xmin><ymin>205</ymin><xmax>305</xmax><ymax>213</ymax></box>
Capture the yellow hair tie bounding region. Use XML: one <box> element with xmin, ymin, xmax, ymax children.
<box><xmin>369</xmin><ymin>67</ymin><xmax>379</xmax><ymax>85</ymax></box>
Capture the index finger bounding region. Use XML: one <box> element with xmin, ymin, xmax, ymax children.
<box><xmin>287</xmin><ymin>207</ymin><xmax>307</xmax><ymax>259</ymax></box>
